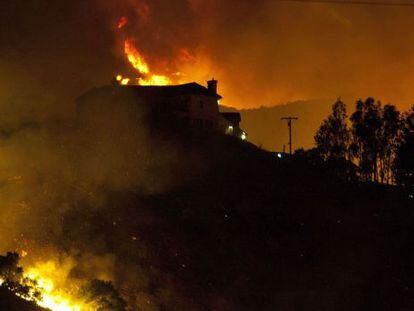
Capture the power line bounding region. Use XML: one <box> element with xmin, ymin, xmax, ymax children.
<box><xmin>275</xmin><ymin>0</ymin><xmax>414</xmax><ymax>7</ymax></box>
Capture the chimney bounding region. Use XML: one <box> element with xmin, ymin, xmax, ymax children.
<box><xmin>207</xmin><ymin>78</ymin><xmax>218</xmax><ymax>94</ymax></box>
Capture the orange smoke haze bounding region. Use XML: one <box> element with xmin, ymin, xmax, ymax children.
<box><xmin>3</xmin><ymin>0</ymin><xmax>414</xmax><ymax>110</ymax></box>
<box><xmin>101</xmin><ymin>0</ymin><xmax>414</xmax><ymax>110</ymax></box>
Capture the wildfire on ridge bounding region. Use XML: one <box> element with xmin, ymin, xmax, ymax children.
<box><xmin>117</xmin><ymin>17</ymin><xmax>172</xmax><ymax>86</ymax></box>
<box><xmin>121</xmin><ymin>38</ymin><xmax>172</xmax><ymax>86</ymax></box>
<box><xmin>0</xmin><ymin>253</ymin><xmax>110</xmax><ymax>311</ymax></box>
<box><xmin>23</xmin><ymin>260</ymin><xmax>91</xmax><ymax>311</ymax></box>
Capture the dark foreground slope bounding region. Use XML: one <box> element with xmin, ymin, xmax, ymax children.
<box><xmin>55</xmin><ymin>132</ymin><xmax>412</xmax><ymax>310</ymax></box>
<box><xmin>13</xmin><ymin>130</ymin><xmax>410</xmax><ymax>311</ymax></box>
<box><xmin>0</xmin><ymin>287</ymin><xmax>47</xmax><ymax>311</ymax></box>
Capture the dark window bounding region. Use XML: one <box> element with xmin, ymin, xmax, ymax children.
<box><xmin>180</xmin><ymin>101</ymin><xmax>189</xmax><ymax>112</ymax></box>
<box><xmin>204</xmin><ymin>120</ymin><xmax>213</xmax><ymax>129</ymax></box>
<box><xmin>171</xmin><ymin>101</ymin><xmax>188</xmax><ymax>112</ymax></box>
<box><xmin>182</xmin><ymin>117</ymin><xmax>190</xmax><ymax>126</ymax></box>
<box><xmin>193</xmin><ymin>119</ymin><xmax>203</xmax><ymax>129</ymax></box>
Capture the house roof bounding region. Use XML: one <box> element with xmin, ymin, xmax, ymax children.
<box><xmin>221</xmin><ymin>112</ymin><xmax>241</xmax><ymax>123</ymax></box>
<box><xmin>77</xmin><ymin>82</ymin><xmax>222</xmax><ymax>102</ymax></box>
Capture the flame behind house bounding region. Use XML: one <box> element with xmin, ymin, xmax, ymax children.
<box><xmin>119</xmin><ymin>18</ymin><xmax>172</xmax><ymax>86</ymax></box>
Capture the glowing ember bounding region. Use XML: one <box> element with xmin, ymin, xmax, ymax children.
<box><xmin>115</xmin><ymin>75</ymin><xmax>131</xmax><ymax>85</ymax></box>
<box><xmin>117</xmin><ymin>16</ymin><xmax>128</xmax><ymax>29</ymax></box>
<box><xmin>121</xmin><ymin>78</ymin><xmax>130</xmax><ymax>85</ymax></box>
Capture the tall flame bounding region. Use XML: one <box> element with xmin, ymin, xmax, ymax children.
<box><xmin>24</xmin><ymin>261</ymin><xmax>92</xmax><ymax>311</ymax></box>
<box><xmin>123</xmin><ymin>39</ymin><xmax>171</xmax><ymax>86</ymax></box>
<box><xmin>124</xmin><ymin>39</ymin><xmax>149</xmax><ymax>75</ymax></box>
<box><xmin>0</xmin><ymin>257</ymin><xmax>99</xmax><ymax>311</ymax></box>
<box><xmin>117</xmin><ymin>16</ymin><xmax>172</xmax><ymax>86</ymax></box>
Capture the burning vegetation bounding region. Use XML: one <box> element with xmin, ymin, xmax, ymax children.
<box><xmin>0</xmin><ymin>252</ymin><xmax>126</xmax><ymax>311</ymax></box>
<box><xmin>0</xmin><ymin>83</ymin><xmax>201</xmax><ymax>310</ymax></box>
<box><xmin>0</xmin><ymin>94</ymin><xmax>413</xmax><ymax>310</ymax></box>
<box><xmin>117</xmin><ymin>17</ymin><xmax>173</xmax><ymax>86</ymax></box>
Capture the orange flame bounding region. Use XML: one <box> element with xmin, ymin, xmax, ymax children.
<box><xmin>124</xmin><ymin>39</ymin><xmax>149</xmax><ymax>74</ymax></box>
<box><xmin>138</xmin><ymin>75</ymin><xmax>171</xmax><ymax>86</ymax></box>
<box><xmin>122</xmin><ymin>39</ymin><xmax>171</xmax><ymax>86</ymax></box>
<box><xmin>24</xmin><ymin>260</ymin><xmax>94</xmax><ymax>311</ymax></box>
<box><xmin>0</xmin><ymin>258</ymin><xmax>96</xmax><ymax>311</ymax></box>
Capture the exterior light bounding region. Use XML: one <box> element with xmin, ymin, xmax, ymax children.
<box><xmin>241</xmin><ymin>132</ymin><xmax>247</xmax><ymax>140</ymax></box>
<box><xmin>277</xmin><ymin>153</ymin><xmax>282</xmax><ymax>158</ymax></box>
<box><xmin>226</xmin><ymin>125</ymin><xmax>234</xmax><ymax>135</ymax></box>
<box><xmin>225</xmin><ymin>125</ymin><xmax>234</xmax><ymax>135</ymax></box>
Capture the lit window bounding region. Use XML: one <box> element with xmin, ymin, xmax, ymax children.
<box><xmin>226</xmin><ymin>125</ymin><xmax>234</xmax><ymax>135</ymax></box>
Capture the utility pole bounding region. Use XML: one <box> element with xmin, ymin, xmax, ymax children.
<box><xmin>281</xmin><ymin>117</ymin><xmax>298</xmax><ymax>155</ymax></box>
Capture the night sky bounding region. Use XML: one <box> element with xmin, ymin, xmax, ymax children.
<box><xmin>1</xmin><ymin>0</ymin><xmax>414</xmax><ymax>108</ymax></box>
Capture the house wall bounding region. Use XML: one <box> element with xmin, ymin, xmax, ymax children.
<box><xmin>77</xmin><ymin>86</ymin><xmax>222</xmax><ymax>132</ymax></box>
<box><xmin>170</xmin><ymin>94</ymin><xmax>220</xmax><ymax>130</ymax></box>
<box><xmin>188</xmin><ymin>95</ymin><xmax>220</xmax><ymax>130</ymax></box>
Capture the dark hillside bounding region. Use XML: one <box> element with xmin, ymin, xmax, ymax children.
<box><xmin>57</xmin><ymin>133</ymin><xmax>414</xmax><ymax>310</ymax></box>
<box><xmin>0</xmin><ymin>287</ymin><xmax>47</xmax><ymax>311</ymax></box>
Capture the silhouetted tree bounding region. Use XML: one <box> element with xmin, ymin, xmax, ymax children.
<box><xmin>350</xmin><ymin>98</ymin><xmax>383</xmax><ymax>182</ymax></box>
<box><xmin>80</xmin><ymin>279</ymin><xmax>126</xmax><ymax>311</ymax></box>
<box><xmin>314</xmin><ymin>98</ymin><xmax>357</xmax><ymax>180</ymax></box>
<box><xmin>315</xmin><ymin>98</ymin><xmax>351</xmax><ymax>161</ymax></box>
<box><xmin>395</xmin><ymin>106</ymin><xmax>414</xmax><ymax>188</ymax></box>
<box><xmin>379</xmin><ymin>104</ymin><xmax>402</xmax><ymax>184</ymax></box>
<box><xmin>0</xmin><ymin>252</ymin><xmax>41</xmax><ymax>301</ymax></box>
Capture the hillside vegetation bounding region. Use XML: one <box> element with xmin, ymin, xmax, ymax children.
<box><xmin>1</xmin><ymin>131</ymin><xmax>412</xmax><ymax>310</ymax></box>
<box><xmin>61</xmin><ymin>133</ymin><xmax>413</xmax><ymax>310</ymax></box>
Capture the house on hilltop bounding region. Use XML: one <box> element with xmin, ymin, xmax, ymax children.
<box><xmin>77</xmin><ymin>79</ymin><xmax>247</xmax><ymax>140</ymax></box>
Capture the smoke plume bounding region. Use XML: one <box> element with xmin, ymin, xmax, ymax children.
<box><xmin>2</xmin><ymin>0</ymin><xmax>414</xmax><ymax>109</ymax></box>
